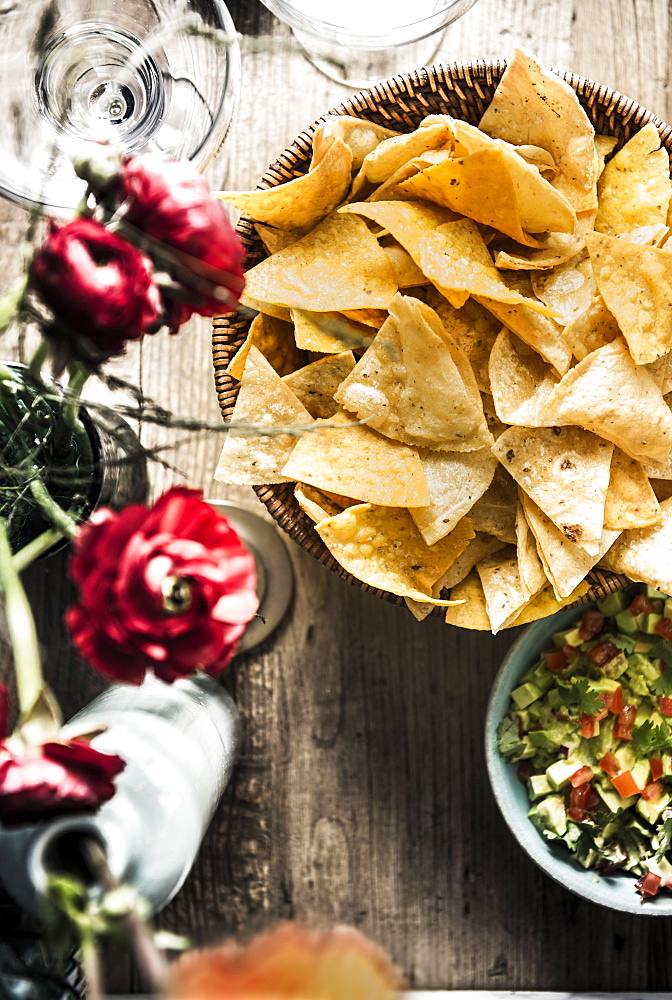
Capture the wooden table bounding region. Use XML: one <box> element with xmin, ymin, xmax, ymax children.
<box><xmin>2</xmin><ymin>0</ymin><xmax>672</xmax><ymax>993</ymax></box>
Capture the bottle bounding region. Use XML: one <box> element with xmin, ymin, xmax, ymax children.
<box><xmin>0</xmin><ymin>673</ymin><xmax>241</xmax><ymax>918</ymax></box>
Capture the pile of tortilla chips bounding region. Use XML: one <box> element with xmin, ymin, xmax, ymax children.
<box><xmin>215</xmin><ymin>47</ymin><xmax>672</xmax><ymax>633</ymax></box>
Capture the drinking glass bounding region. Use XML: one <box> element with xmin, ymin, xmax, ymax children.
<box><xmin>0</xmin><ymin>0</ymin><xmax>241</xmax><ymax>214</ymax></box>
<box><xmin>258</xmin><ymin>0</ymin><xmax>480</xmax><ymax>87</ymax></box>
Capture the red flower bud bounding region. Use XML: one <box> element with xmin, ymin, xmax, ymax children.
<box><xmin>66</xmin><ymin>487</ymin><xmax>259</xmax><ymax>685</ymax></box>
<box><xmin>0</xmin><ymin>738</ymin><xmax>125</xmax><ymax>827</ymax></box>
<box><xmin>30</xmin><ymin>218</ymin><xmax>162</xmax><ymax>359</ymax></box>
<box><xmin>116</xmin><ymin>155</ymin><xmax>245</xmax><ymax>322</ymax></box>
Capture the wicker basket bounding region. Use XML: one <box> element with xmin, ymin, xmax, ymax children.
<box><xmin>212</xmin><ymin>61</ymin><xmax>670</xmax><ymax>614</ymax></box>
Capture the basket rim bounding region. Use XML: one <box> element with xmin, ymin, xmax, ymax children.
<box><xmin>213</xmin><ymin>58</ymin><xmax>667</xmax><ymax>619</ymax></box>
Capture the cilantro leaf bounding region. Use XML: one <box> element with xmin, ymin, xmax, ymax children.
<box><xmin>560</xmin><ymin>677</ymin><xmax>604</xmax><ymax>717</ymax></box>
<box><xmin>631</xmin><ymin>720</ymin><xmax>672</xmax><ymax>757</ymax></box>
<box><xmin>651</xmin><ymin>670</ymin><xmax>672</xmax><ymax>697</ymax></box>
<box><xmin>656</xmin><ymin>816</ymin><xmax>672</xmax><ymax>861</ymax></box>
<box><xmin>648</xmin><ymin>639</ymin><xmax>672</xmax><ymax>671</ymax></box>
<box><xmin>498</xmin><ymin>714</ymin><xmax>525</xmax><ymax>760</ymax></box>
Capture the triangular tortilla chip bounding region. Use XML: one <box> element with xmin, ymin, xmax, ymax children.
<box><xmin>561</xmin><ymin>288</ymin><xmax>620</xmax><ymax>361</ymax></box>
<box><xmin>226</xmin><ymin>313</ymin><xmax>302</xmax><ymax>380</ymax></box>
<box><xmin>604</xmin><ymin>448</ymin><xmax>662</xmax><ymax>529</ymax></box>
<box><xmin>479</xmin><ymin>47</ymin><xmax>598</xmax><ymax>213</ymax></box>
<box><xmin>425</xmin><ymin>289</ymin><xmax>501</xmax><ymax>394</ymax></box>
<box><xmin>476</xmin><ymin>545</ymin><xmax>533</xmax><ymax>632</ymax></box>
<box><xmin>511</xmin><ymin>580</ymin><xmax>592</xmax><ymax>626</ymax></box>
<box><xmin>585</xmin><ymin>232</ymin><xmax>672</xmax><ymax>364</ymax></box>
<box><xmin>339</xmin><ymin>200</ymin><xmax>459</xmax><ymax>263</ymax></box>
<box><xmin>545</xmin><ymin>338</ymin><xmax>672</xmax><ymax>466</ymax></box>
<box><xmin>492</xmin><ymin>426</ymin><xmax>613</xmax><ymax>548</ymax></box>
<box><xmin>217</xmin><ymin>136</ymin><xmax>353</xmax><ymax>235</ymax></box>
<box><xmin>595</xmin><ymin>123</ymin><xmax>672</xmax><ymax>236</ymax></box>
<box><xmin>311</xmin><ymin>115</ymin><xmax>399</xmax><ymax>171</ymax></box>
<box><xmin>515</xmin><ymin>502</ymin><xmax>548</xmax><ymax>598</ymax></box>
<box><xmin>334</xmin><ymin>294</ymin><xmax>492</xmax><ymax>452</ymax></box>
<box><xmin>215</xmin><ymin>346</ymin><xmax>314</xmax><ymax>486</ymax></box>
<box><xmin>291</xmin><ymin>309</ymin><xmax>375</xmax><ymax>354</ymax></box>
<box><xmin>281</xmin><ymin>408</ymin><xmax>429</xmax><ymax>507</ymax></box>
<box><xmin>243</xmin><ymin>212</ymin><xmax>397</xmax><ymax>313</ymax></box>
<box><xmin>488</xmin><ymin>329</ymin><xmax>560</xmax><ymax>426</ymax></box>
<box><xmin>600</xmin><ymin>496</ymin><xmax>672</xmax><ymax>593</ymax></box>
<box><xmin>294</xmin><ymin>483</ymin><xmax>352</xmax><ymax>523</ymax></box>
<box><xmin>468</xmin><ymin>465</ymin><xmax>518</xmax><ymax>543</ymax></box>
<box><xmin>282</xmin><ymin>352</ymin><xmax>355</xmax><ymax>419</ymax></box>
<box><xmin>315</xmin><ymin>504</ymin><xmax>474</xmax><ymax>604</ymax></box>
<box><xmin>410</xmin><ymin>447</ymin><xmax>497</xmax><ymax>545</ymax></box>
<box><xmin>444</xmin><ymin>570</ymin><xmax>591</xmax><ymax>630</ymax></box>
<box><xmin>350</xmin><ymin>121</ymin><xmax>456</xmax><ymax>198</ymax></box>
<box><xmin>494</xmin><ymin>232</ymin><xmax>585</xmax><ymax>270</ymax></box>
<box><xmin>437</xmin><ymin>532</ymin><xmax>507</xmax><ymax>591</ymax></box>
<box><xmin>531</xmin><ymin>253</ymin><xmax>595</xmax><ymax>325</ymax></box>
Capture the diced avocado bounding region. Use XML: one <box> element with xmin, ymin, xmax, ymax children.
<box><xmin>627</xmin><ymin>652</ymin><xmax>662</xmax><ymax>687</ymax></box>
<box><xmin>528</xmin><ymin>729</ymin><xmax>551</xmax><ymax>747</ymax></box>
<box><xmin>528</xmin><ymin>773</ymin><xmax>552</xmax><ymax>800</ymax></box>
<box><xmin>546</xmin><ymin>687</ymin><xmax>562</xmax><ymax>710</ymax></box>
<box><xmin>575</xmin><ymin>841</ymin><xmax>599</xmax><ymax>869</ymax></box>
<box><xmin>598</xmin><ymin>591</ymin><xmax>628</xmax><ymax>616</ymax></box>
<box><xmin>641</xmin><ymin>613</ymin><xmax>663</xmax><ymax>635</ymax></box>
<box><xmin>635</xmin><ymin>704</ymin><xmax>652</xmax><ymax>725</ymax></box>
<box><xmin>514</xmin><ymin>709</ymin><xmax>530</xmax><ymax>731</ymax></box>
<box><xmin>664</xmin><ymin>598</ymin><xmax>672</xmax><ymax>620</ymax></box>
<box><xmin>637</xmin><ymin>790</ymin><xmax>671</xmax><ymax>825</ymax></box>
<box><xmin>528</xmin><ymin>794</ymin><xmax>567</xmax><ymax>837</ymax></box>
<box><xmin>645</xmin><ymin>585</ymin><xmax>667</xmax><ymax>600</ymax></box>
<box><xmin>615</xmin><ymin>745</ymin><xmax>637</xmax><ymax>770</ymax></box>
<box><xmin>662</xmin><ymin>752</ymin><xmax>672</xmax><ymax>777</ymax></box>
<box><xmin>615</xmin><ymin>610</ymin><xmax>638</xmax><ymax>635</ymax></box>
<box><xmin>587</xmin><ymin>676</ymin><xmax>621</xmax><ymax>694</ymax></box>
<box><xmin>511</xmin><ymin>681</ymin><xmax>542</xmax><ymax>710</ymax></box>
<box><xmin>527</xmin><ymin>664</ymin><xmax>555</xmax><ymax>694</ymax></box>
<box><xmin>546</xmin><ymin>758</ymin><xmax>581</xmax><ymax>791</ymax></box>
<box><xmin>631</xmin><ymin>758</ymin><xmax>652</xmax><ymax>791</ymax></box>
<box><xmin>596</xmin><ymin>783</ymin><xmax>637</xmax><ymax>813</ymax></box>
<box><xmin>602</xmin><ymin>651</ymin><xmax>629</xmax><ymax>680</ymax></box>
<box><xmin>634</xmin><ymin>639</ymin><xmax>655</xmax><ymax>653</ymax></box>
<box><xmin>551</xmin><ymin>625</ymin><xmax>583</xmax><ymax>650</ymax></box>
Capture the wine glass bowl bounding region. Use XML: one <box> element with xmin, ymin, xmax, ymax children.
<box><xmin>0</xmin><ymin>0</ymin><xmax>240</xmax><ymax>214</ymax></box>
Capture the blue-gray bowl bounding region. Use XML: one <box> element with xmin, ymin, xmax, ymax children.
<box><xmin>485</xmin><ymin>605</ymin><xmax>672</xmax><ymax>915</ymax></box>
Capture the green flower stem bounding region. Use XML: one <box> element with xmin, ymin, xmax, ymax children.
<box><xmin>62</xmin><ymin>364</ymin><xmax>90</xmax><ymax>434</ymax></box>
<box><xmin>28</xmin><ymin>478</ymin><xmax>79</xmax><ymax>539</ymax></box>
<box><xmin>12</xmin><ymin>527</ymin><xmax>65</xmax><ymax>573</ymax></box>
<box><xmin>27</xmin><ymin>338</ymin><xmax>51</xmax><ymax>383</ymax></box>
<box><xmin>0</xmin><ymin>273</ymin><xmax>28</xmax><ymax>336</ymax></box>
<box><xmin>0</xmin><ymin>520</ymin><xmax>43</xmax><ymax>717</ymax></box>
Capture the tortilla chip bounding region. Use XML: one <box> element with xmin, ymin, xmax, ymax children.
<box><xmin>444</xmin><ymin>572</ymin><xmax>492</xmax><ymax>629</ymax></box>
<box><xmin>294</xmin><ymin>483</ymin><xmax>351</xmax><ymax>522</ymax></box>
<box><xmin>243</xmin><ymin>212</ymin><xmax>397</xmax><ymax>313</ymax></box>
<box><xmin>311</xmin><ymin>115</ymin><xmax>399</xmax><ymax>171</ymax></box>
<box><xmin>492</xmin><ymin>425</ymin><xmax>613</xmax><ymax>549</ymax></box>
<box><xmin>399</xmin><ymin>145</ymin><xmax>576</xmax><ymax>246</ymax></box>
<box><xmin>595</xmin><ymin>123</ymin><xmax>672</xmax><ymax>236</ymax></box>
<box><xmin>604</xmin><ymin>448</ymin><xmax>662</xmax><ymax>529</ymax></box>
<box><xmin>531</xmin><ymin>252</ymin><xmax>595</xmax><ymax>325</ymax></box>
<box><xmin>238</xmin><ymin>294</ymin><xmax>291</xmax><ymax>323</ymax></box>
<box><xmin>215</xmin><ymin>346</ymin><xmax>314</xmax><ymax>486</ymax></box>
<box><xmin>478</xmin><ymin>48</ymin><xmax>598</xmax><ymax>213</ymax></box>
<box><xmin>226</xmin><ymin>313</ymin><xmax>303</xmax><ymax>380</ymax></box>
<box><xmin>494</xmin><ymin>232</ymin><xmax>585</xmax><ymax>271</ymax></box>
<box><xmin>476</xmin><ymin>545</ymin><xmax>533</xmax><ymax>632</ymax></box>
<box><xmin>218</xmin><ymin>136</ymin><xmax>353</xmax><ymax>234</ymax></box>
<box><xmin>561</xmin><ymin>289</ymin><xmax>620</xmax><ymax>361</ymax></box>
<box><xmin>510</xmin><ymin>580</ymin><xmax>592</xmax><ymax>626</ymax></box>
<box><xmin>585</xmin><ymin>231</ymin><xmax>672</xmax><ymax>364</ymax></box>
<box><xmin>281</xmin><ymin>408</ymin><xmax>430</xmax><ymax>507</ymax></box>
<box><xmin>516</xmin><ymin>502</ymin><xmax>548</xmax><ymax>598</ymax></box>
<box><xmin>410</xmin><ymin>447</ymin><xmax>497</xmax><ymax>545</ymax></box>
<box><xmin>418</xmin><ymin>219</ymin><xmax>561</xmax><ymax>313</ymax></box>
<box><xmin>334</xmin><ymin>293</ymin><xmax>492</xmax><ymax>452</ymax></box>
<box><xmin>545</xmin><ymin>338</ymin><xmax>672</xmax><ymax>466</ymax></box>
<box><xmin>340</xmin><ymin>200</ymin><xmax>459</xmax><ymax>265</ymax></box>
<box><xmin>381</xmin><ymin>240</ymin><xmax>427</xmax><ymax>287</ymax></box>
<box><xmin>488</xmin><ymin>329</ymin><xmax>559</xmax><ymax>426</ymax></box>
<box><xmin>350</xmin><ymin>121</ymin><xmax>456</xmax><ymax>198</ymax></box>
<box><xmin>424</xmin><ymin>289</ymin><xmax>501</xmax><ymax>394</ymax></box>
<box><xmin>600</xmin><ymin>496</ymin><xmax>672</xmax><ymax>592</ymax></box>
<box><xmin>282</xmin><ymin>352</ymin><xmax>355</xmax><ymax>418</ymax></box>
<box><xmin>255</xmin><ymin>224</ymin><xmax>298</xmax><ymax>255</ymax></box>
<box><xmin>291</xmin><ymin>309</ymin><xmax>375</xmax><ymax>353</ymax></box>
<box><xmin>468</xmin><ymin>464</ymin><xmax>518</xmax><ymax>543</ymax></box>
<box><xmin>437</xmin><ymin>533</ymin><xmax>507</xmax><ymax>591</ymax></box>
<box><xmin>315</xmin><ymin>504</ymin><xmax>474</xmax><ymax>603</ymax></box>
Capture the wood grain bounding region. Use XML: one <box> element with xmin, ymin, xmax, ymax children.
<box><xmin>2</xmin><ymin>0</ymin><xmax>672</xmax><ymax>993</ymax></box>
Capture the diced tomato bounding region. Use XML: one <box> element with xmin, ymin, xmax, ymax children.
<box><xmin>650</xmin><ymin>758</ymin><xmax>664</xmax><ymax>782</ymax></box>
<box><xmin>592</xmin><ymin>694</ymin><xmax>610</xmax><ymax>721</ymax></box>
<box><xmin>588</xmin><ymin>640</ymin><xmax>619</xmax><ymax>667</ymax></box>
<box><xmin>635</xmin><ymin>872</ymin><xmax>662</xmax><ymax>898</ymax></box>
<box><xmin>568</xmin><ymin>781</ymin><xmax>599</xmax><ymax>822</ymax></box>
<box><xmin>660</xmin><ymin>696</ymin><xmax>672</xmax><ymax>717</ymax></box>
<box><xmin>655</xmin><ymin>617</ymin><xmax>672</xmax><ymax>641</ymax></box>
<box><xmin>581</xmin><ymin>714</ymin><xmax>598</xmax><ymax>739</ymax></box>
<box><xmin>555</xmin><ymin>711</ymin><xmax>570</xmax><ymax>722</ymax></box>
<box><xmin>599</xmin><ymin>751</ymin><xmax>621</xmax><ymax>777</ymax></box>
<box><xmin>613</xmin><ymin>704</ymin><xmax>637</xmax><ymax>741</ymax></box>
<box><xmin>569</xmin><ymin>765</ymin><xmax>593</xmax><ymax>787</ymax></box>
<box><xmin>545</xmin><ymin>650</ymin><xmax>568</xmax><ymax>673</ymax></box>
<box><xmin>641</xmin><ymin>781</ymin><xmax>664</xmax><ymax>802</ymax></box>
<box><xmin>603</xmin><ymin>685</ymin><xmax>624</xmax><ymax>714</ymax></box>
<box><xmin>611</xmin><ymin>770</ymin><xmax>640</xmax><ymax>798</ymax></box>
<box><xmin>562</xmin><ymin>643</ymin><xmax>579</xmax><ymax>661</ymax></box>
<box><xmin>579</xmin><ymin>609</ymin><xmax>605</xmax><ymax>640</ymax></box>
<box><xmin>628</xmin><ymin>593</ymin><xmax>655</xmax><ymax>616</ymax></box>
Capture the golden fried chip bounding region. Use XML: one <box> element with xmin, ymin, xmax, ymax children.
<box><xmin>604</xmin><ymin>448</ymin><xmax>662</xmax><ymax>530</ymax></box>
<box><xmin>545</xmin><ymin>338</ymin><xmax>672</xmax><ymax>466</ymax></box>
<box><xmin>515</xmin><ymin>502</ymin><xmax>548</xmax><ymax>599</ymax></box>
<box><xmin>488</xmin><ymin>329</ymin><xmax>559</xmax><ymax>426</ymax></box>
<box><xmin>595</xmin><ymin>123</ymin><xmax>672</xmax><ymax>235</ymax></box>
<box><xmin>444</xmin><ymin>572</ymin><xmax>491</xmax><ymax>629</ymax></box>
<box><xmin>238</xmin><ymin>294</ymin><xmax>291</xmax><ymax>323</ymax></box>
<box><xmin>294</xmin><ymin>483</ymin><xmax>352</xmax><ymax>522</ymax></box>
<box><xmin>311</xmin><ymin>115</ymin><xmax>399</xmax><ymax>171</ymax></box>
<box><xmin>215</xmin><ymin>346</ymin><xmax>314</xmax><ymax>486</ymax></box>
<box><xmin>531</xmin><ymin>253</ymin><xmax>594</xmax><ymax>325</ymax></box>
<box><xmin>410</xmin><ymin>447</ymin><xmax>497</xmax><ymax>545</ymax></box>
<box><xmin>334</xmin><ymin>293</ymin><xmax>492</xmax><ymax>452</ymax></box>
<box><xmin>315</xmin><ymin>504</ymin><xmax>473</xmax><ymax>603</ymax></box>
<box><xmin>424</xmin><ymin>290</ymin><xmax>501</xmax><ymax>394</ymax></box>
<box><xmin>494</xmin><ymin>232</ymin><xmax>585</xmax><ymax>271</ymax></box>
<box><xmin>350</xmin><ymin>120</ymin><xmax>456</xmax><ymax>199</ymax></box>
<box><xmin>281</xmin><ymin>408</ymin><xmax>430</xmax><ymax>507</ymax></box>
<box><xmin>510</xmin><ymin>580</ymin><xmax>592</xmax><ymax>626</ymax></box>
<box><xmin>218</xmin><ymin>136</ymin><xmax>353</xmax><ymax>234</ymax></box>
<box><xmin>244</xmin><ymin>212</ymin><xmax>397</xmax><ymax>313</ymax></box>
<box><xmin>476</xmin><ymin>545</ymin><xmax>534</xmax><ymax>632</ymax></box>
<box><xmin>291</xmin><ymin>309</ymin><xmax>375</xmax><ymax>354</ymax></box>
<box><xmin>600</xmin><ymin>497</ymin><xmax>672</xmax><ymax>593</ymax></box>
<box><xmin>282</xmin><ymin>352</ymin><xmax>355</xmax><ymax>418</ymax></box>
<box><xmin>468</xmin><ymin>464</ymin><xmax>518</xmax><ymax>543</ymax></box>
<box><xmin>492</xmin><ymin>426</ymin><xmax>613</xmax><ymax>549</ymax></box>
<box><xmin>255</xmin><ymin>224</ymin><xmax>298</xmax><ymax>255</ymax></box>
<box><xmin>381</xmin><ymin>239</ymin><xmax>428</xmax><ymax>287</ymax></box>
<box><xmin>437</xmin><ymin>533</ymin><xmax>507</xmax><ymax>591</ymax></box>
<box><xmin>561</xmin><ymin>289</ymin><xmax>620</xmax><ymax>360</ymax></box>
<box><xmin>585</xmin><ymin>231</ymin><xmax>672</xmax><ymax>364</ymax></box>
<box><xmin>479</xmin><ymin>47</ymin><xmax>598</xmax><ymax>213</ymax></box>
<box><xmin>340</xmin><ymin>200</ymin><xmax>459</xmax><ymax>263</ymax></box>
<box><xmin>226</xmin><ymin>313</ymin><xmax>303</xmax><ymax>380</ymax></box>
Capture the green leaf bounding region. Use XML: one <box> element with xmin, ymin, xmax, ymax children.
<box><xmin>560</xmin><ymin>677</ymin><xmax>603</xmax><ymax>717</ymax></box>
<box><xmin>656</xmin><ymin>816</ymin><xmax>672</xmax><ymax>861</ymax></box>
<box><xmin>497</xmin><ymin>714</ymin><xmax>525</xmax><ymax>760</ymax></box>
<box><xmin>651</xmin><ymin>669</ymin><xmax>672</xmax><ymax>697</ymax></box>
<box><xmin>631</xmin><ymin>720</ymin><xmax>672</xmax><ymax>757</ymax></box>
<box><xmin>648</xmin><ymin>639</ymin><xmax>672</xmax><ymax>672</ymax></box>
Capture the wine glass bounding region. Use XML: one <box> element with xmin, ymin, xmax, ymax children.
<box><xmin>0</xmin><ymin>0</ymin><xmax>240</xmax><ymax>215</ymax></box>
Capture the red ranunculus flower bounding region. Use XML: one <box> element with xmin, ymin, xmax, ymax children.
<box><xmin>116</xmin><ymin>155</ymin><xmax>245</xmax><ymax>323</ymax></box>
<box><xmin>0</xmin><ymin>738</ymin><xmax>125</xmax><ymax>827</ymax></box>
<box><xmin>66</xmin><ymin>487</ymin><xmax>259</xmax><ymax>685</ymax></box>
<box><xmin>30</xmin><ymin>218</ymin><xmax>162</xmax><ymax>359</ymax></box>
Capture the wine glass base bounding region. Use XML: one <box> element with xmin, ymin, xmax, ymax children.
<box><xmin>290</xmin><ymin>25</ymin><xmax>445</xmax><ymax>88</ymax></box>
<box><xmin>206</xmin><ymin>500</ymin><xmax>294</xmax><ymax>653</ymax></box>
